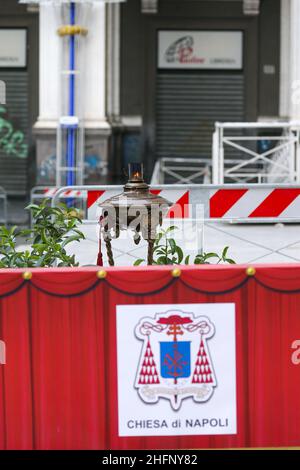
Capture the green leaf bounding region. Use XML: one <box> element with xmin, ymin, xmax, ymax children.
<box><xmin>222</xmin><ymin>246</ymin><xmax>229</xmax><ymax>259</ymax></box>
<box><xmin>61</xmin><ymin>235</ymin><xmax>82</xmax><ymax>248</ymax></box>
<box><xmin>154</xmin><ymin>232</ymin><xmax>163</xmax><ymax>245</ymax></box>
<box><xmin>166</xmin><ymin>225</ymin><xmax>178</xmax><ymax>234</ymax></box>
<box><xmin>203</xmin><ymin>252</ymin><xmax>219</xmax><ymax>259</ymax></box>
<box><xmin>168</xmin><ymin>238</ymin><xmax>177</xmax><ymax>255</ymax></box>
<box><xmin>20</xmin><ymin>229</ymin><xmax>32</xmax><ymax>237</ymax></box>
<box><xmin>32</xmin><ymin>243</ymin><xmax>47</xmax><ymax>250</ymax></box>
<box><xmin>72</xmin><ymin>228</ymin><xmax>85</xmax><ymax>238</ymax></box>
<box><xmin>134</xmin><ymin>259</ymin><xmax>144</xmax><ymax>266</ymax></box>
<box><xmin>184</xmin><ymin>255</ymin><xmax>190</xmax><ymax>265</ymax></box>
<box><xmin>156</xmin><ymin>256</ymin><xmax>168</xmax><ymax>265</ymax></box>
<box><xmin>153</xmin><ymin>244</ymin><xmax>164</xmax><ymax>251</ymax></box>
<box><xmin>155</xmin><ymin>249</ymin><xmax>167</xmax><ymax>256</ymax></box>
<box><xmin>25</xmin><ymin>203</ymin><xmax>41</xmax><ymax>211</ymax></box>
<box><xmin>175</xmin><ymin>246</ymin><xmax>184</xmax><ymax>264</ymax></box>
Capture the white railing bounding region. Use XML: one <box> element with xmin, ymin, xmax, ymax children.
<box><xmin>212</xmin><ymin>121</ymin><xmax>300</xmax><ymax>184</ymax></box>
<box><xmin>151</xmin><ymin>157</ymin><xmax>211</xmax><ymax>185</ymax></box>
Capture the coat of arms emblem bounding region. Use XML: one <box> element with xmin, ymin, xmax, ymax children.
<box><xmin>135</xmin><ymin>310</ymin><xmax>217</xmax><ymax>410</ymax></box>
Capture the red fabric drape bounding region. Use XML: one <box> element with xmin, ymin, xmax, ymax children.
<box><xmin>0</xmin><ymin>265</ymin><xmax>299</xmax><ymax>449</ymax></box>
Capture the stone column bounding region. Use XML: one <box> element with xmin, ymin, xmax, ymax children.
<box><xmin>34</xmin><ymin>4</ymin><xmax>60</xmax><ymax>130</ymax></box>
<box><xmin>34</xmin><ymin>2</ymin><xmax>111</xmax><ymax>185</ymax></box>
<box><xmin>84</xmin><ymin>2</ymin><xmax>111</xmax><ymax>180</ymax></box>
<box><xmin>107</xmin><ymin>2</ymin><xmax>121</xmax><ymax>123</ymax></box>
<box><xmin>280</xmin><ymin>0</ymin><xmax>300</xmax><ymax>120</ymax></box>
<box><xmin>106</xmin><ymin>2</ymin><xmax>124</xmax><ymax>178</ymax></box>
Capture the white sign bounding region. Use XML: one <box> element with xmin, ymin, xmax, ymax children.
<box><xmin>60</xmin><ymin>116</ymin><xmax>79</xmax><ymax>126</ymax></box>
<box><xmin>117</xmin><ymin>303</ymin><xmax>236</xmax><ymax>437</ymax></box>
<box><xmin>0</xmin><ymin>29</ymin><xmax>27</xmax><ymax>68</ymax></box>
<box><xmin>158</xmin><ymin>31</ymin><xmax>243</xmax><ymax>70</ymax></box>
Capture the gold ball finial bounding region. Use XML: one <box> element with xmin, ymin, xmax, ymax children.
<box><xmin>171</xmin><ymin>268</ymin><xmax>182</xmax><ymax>278</ymax></box>
<box><xmin>246</xmin><ymin>266</ymin><xmax>256</xmax><ymax>277</ymax></box>
<box><xmin>97</xmin><ymin>270</ymin><xmax>107</xmax><ymax>279</ymax></box>
<box><xmin>23</xmin><ymin>271</ymin><xmax>32</xmax><ymax>281</ymax></box>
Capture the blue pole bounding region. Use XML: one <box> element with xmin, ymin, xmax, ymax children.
<box><xmin>66</xmin><ymin>1</ymin><xmax>76</xmax><ymax>186</ymax></box>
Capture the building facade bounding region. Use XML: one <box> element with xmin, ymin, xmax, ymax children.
<box><xmin>1</xmin><ymin>0</ymin><xmax>300</xmax><ymax>193</ymax></box>
<box><xmin>0</xmin><ymin>0</ymin><xmax>38</xmax><ymax>195</ymax></box>
<box><xmin>120</xmin><ymin>0</ymin><xmax>281</xmax><ymax>177</ymax></box>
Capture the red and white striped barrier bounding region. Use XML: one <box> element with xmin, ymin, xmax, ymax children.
<box><xmin>44</xmin><ymin>184</ymin><xmax>300</xmax><ymax>223</ymax></box>
<box><xmin>87</xmin><ymin>188</ymin><xmax>190</xmax><ymax>220</ymax></box>
<box><xmin>42</xmin><ymin>188</ymin><xmax>85</xmax><ymax>198</ymax></box>
<box><xmin>210</xmin><ymin>188</ymin><xmax>300</xmax><ymax>219</ymax></box>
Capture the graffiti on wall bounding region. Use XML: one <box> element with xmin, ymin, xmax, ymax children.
<box><xmin>38</xmin><ymin>153</ymin><xmax>106</xmax><ymax>185</ymax></box>
<box><xmin>0</xmin><ymin>106</ymin><xmax>28</xmax><ymax>159</ymax></box>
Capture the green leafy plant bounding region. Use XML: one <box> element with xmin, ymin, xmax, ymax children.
<box><xmin>0</xmin><ymin>200</ymin><xmax>84</xmax><ymax>268</ymax></box>
<box><xmin>134</xmin><ymin>226</ymin><xmax>235</xmax><ymax>266</ymax></box>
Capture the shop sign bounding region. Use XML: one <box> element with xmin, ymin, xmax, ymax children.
<box><xmin>0</xmin><ymin>29</ymin><xmax>27</xmax><ymax>68</ymax></box>
<box><xmin>158</xmin><ymin>31</ymin><xmax>243</xmax><ymax>70</ymax></box>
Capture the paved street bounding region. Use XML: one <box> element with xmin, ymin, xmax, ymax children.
<box><xmin>68</xmin><ymin>220</ymin><xmax>300</xmax><ymax>267</ymax></box>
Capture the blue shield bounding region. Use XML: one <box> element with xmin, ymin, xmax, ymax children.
<box><xmin>160</xmin><ymin>341</ymin><xmax>191</xmax><ymax>379</ymax></box>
